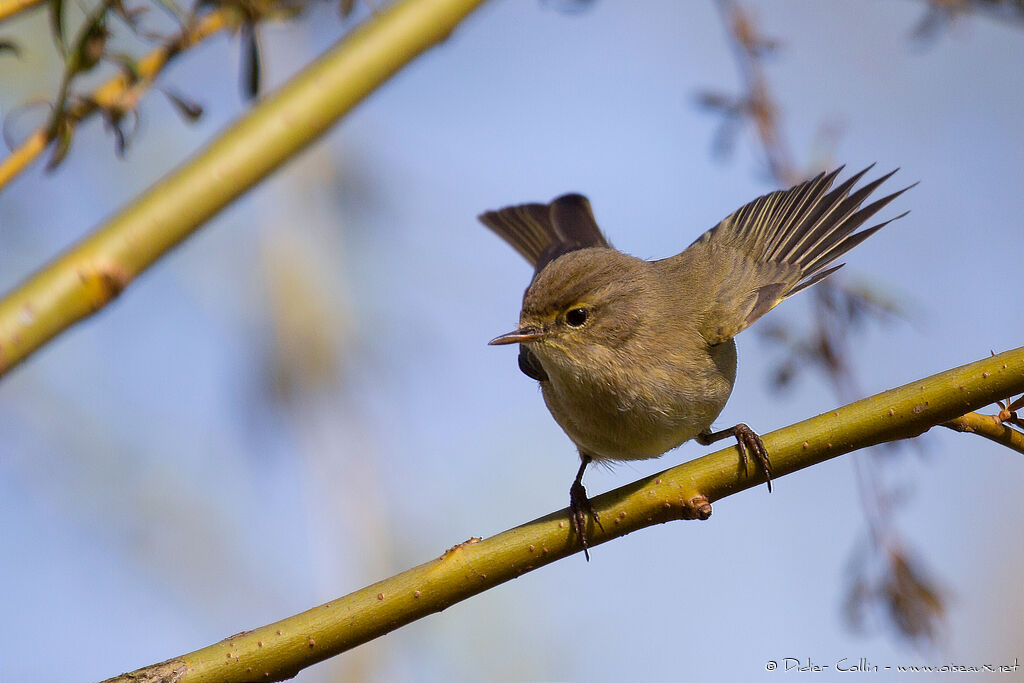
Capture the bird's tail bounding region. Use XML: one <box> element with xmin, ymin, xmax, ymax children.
<box><xmin>479</xmin><ymin>193</ymin><xmax>610</xmax><ymax>275</ymax></box>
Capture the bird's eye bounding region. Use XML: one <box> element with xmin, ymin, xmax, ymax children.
<box><xmin>565</xmin><ymin>307</ymin><xmax>589</xmax><ymax>327</ymax></box>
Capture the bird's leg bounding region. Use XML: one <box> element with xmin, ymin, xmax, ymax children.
<box><xmin>697</xmin><ymin>423</ymin><xmax>773</xmax><ymax>492</ymax></box>
<box><xmin>569</xmin><ymin>454</ymin><xmax>604</xmax><ymax>561</ymax></box>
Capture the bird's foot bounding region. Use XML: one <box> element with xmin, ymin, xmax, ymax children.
<box><xmin>697</xmin><ymin>423</ymin><xmax>773</xmax><ymax>492</ymax></box>
<box><xmin>733</xmin><ymin>423</ymin><xmax>772</xmax><ymax>492</ymax></box>
<box><xmin>569</xmin><ymin>478</ymin><xmax>603</xmax><ymax>561</ymax></box>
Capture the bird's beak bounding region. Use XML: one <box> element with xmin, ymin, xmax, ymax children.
<box><xmin>488</xmin><ymin>325</ymin><xmax>547</xmax><ymax>346</ymax></box>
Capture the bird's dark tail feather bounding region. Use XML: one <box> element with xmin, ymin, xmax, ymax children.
<box><xmin>479</xmin><ymin>194</ymin><xmax>610</xmax><ymax>275</ymax></box>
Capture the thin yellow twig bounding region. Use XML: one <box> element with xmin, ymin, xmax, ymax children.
<box><xmin>942</xmin><ymin>411</ymin><xmax>1024</xmax><ymax>454</ymax></box>
<box><xmin>0</xmin><ymin>129</ymin><xmax>47</xmax><ymax>188</ymax></box>
<box><xmin>0</xmin><ymin>0</ymin><xmax>45</xmax><ymax>22</ymax></box>
<box><xmin>0</xmin><ymin>6</ymin><xmax>238</xmax><ymax>190</ymax></box>
<box><xmin>93</xmin><ymin>7</ymin><xmax>235</xmax><ymax>108</ymax></box>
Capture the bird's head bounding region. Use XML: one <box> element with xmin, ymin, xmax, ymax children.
<box><xmin>489</xmin><ymin>248</ymin><xmax>651</xmax><ymax>371</ymax></box>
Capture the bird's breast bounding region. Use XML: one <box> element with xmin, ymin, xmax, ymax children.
<box><xmin>538</xmin><ymin>342</ymin><xmax>735</xmax><ymax>462</ymax></box>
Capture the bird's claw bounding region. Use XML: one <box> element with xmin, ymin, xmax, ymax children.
<box><xmin>732</xmin><ymin>423</ymin><xmax>772</xmax><ymax>492</ymax></box>
<box><xmin>569</xmin><ymin>479</ymin><xmax>603</xmax><ymax>561</ymax></box>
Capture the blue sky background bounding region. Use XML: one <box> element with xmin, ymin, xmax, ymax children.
<box><xmin>1</xmin><ymin>1</ymin><xmax>1023</xmax><ymax>681</ymax></box>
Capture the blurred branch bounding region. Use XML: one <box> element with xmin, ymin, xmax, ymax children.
<box><xmin>0</xmin><ymin>0</ymin><xmax>489</xmax><ymax>379</ymax></box>
<box><xmin>0</xmin><ymin>0</ymin><xmax>44</xmax><ymax>22</ymax></box>
<box><xmin>716</xmin><ymin>0</ymin><xmax>796</xmax><ymax>184</ymax></box>
<box><xmin>705</xmin><ymin>0</ymin><xmax>953</xmax><ymax>646</ymax></box>
<box><xmin>2</xmin><ymin>1</ymin><xmax>256</xmax><ymax>189</ymax></box>
<box><xmin>104</xmin><ymin>346</ymin><xmax>1024</xmax><ymax>683</ymax></box>
<box><xmin>913</xmin><ymin>0</ymin><xmax>1024</xmax><ymax>39</ymax></box>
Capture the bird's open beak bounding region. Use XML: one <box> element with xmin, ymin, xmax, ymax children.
<box><xmin>488</xmin><ymin>326</ymin><xmax>547</xmax><ymax>346</ymax></box>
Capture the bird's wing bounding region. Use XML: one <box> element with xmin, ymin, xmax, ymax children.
<box><xmin>478</xmin><ymin>193</ymin><xmax>610</xmax><ymax>276</ymax></box>
<box><xmin>672</xmin><ymin>166</ymin><xmax>912</xmax><ymax>345</ymax></box>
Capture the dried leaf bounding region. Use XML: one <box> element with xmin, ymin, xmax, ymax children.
<box><xmin>79</xmin><ymin>19</ymin><xmax>109</xmax><ymax>72</ymax></box>
<box><xmin>711</xmin><ymin>114</ymin><xmax>742</xmax><ymax>159</ymax></box>
<box><xmin>109</xmin><ymin>119</ymin><xmax>127</xmax><ymax>156</ymax></box>
<box><xmin>109</xmin><ymin>52</ymin><xmax>141</xmax><ymax>83</ymax></box>
<box><xmin>694</xmin><ymin>90</ymin><xmax>739</xmax><ymax>113</ymax></box>
<box><xmin>101</xmin><ymin>106</ymin><xmax>138</xmax><ymax>157</ymax></box>
<box><xmin>884</xmin><ymin>551</ymin><xmax>945</xmax><ymax>644</ymax></box>
<box><xmin>540</xmin><ymin>0</ymin><xmax>596</xmax><ymax>13</ymax></box>
<box><xmin>844</xmin><ymin>537</ymin><xmax>946</xmax><ymax>646</ymax></box>
<box><xmin>110</xmin><ymin>0</ymin><xmax>149</xmax><ymax>29</ymax></box>
<box><xmin>241</xmin><ymin>22</ymin><xmax>261</xmax><ymax>99</ymax></box>
<box><xmin>44</xmin><ymin>116</ymin><xmax>74</xmax><ymax>172</ymax></box>
<box><xmin>770</xmin><ymin>360</ymin><xmax>797</xmax><ymax>390</ymax></box>
<box><xmin>843</xmin><ymin>574</ymin><xmax>871</xmax><ymax>633</ymax></box>
<box><xmin>163</xmin><ymin>89</ymin><xmax>204</xmax><ymax>121</ymax></box>
<box><xmin>0</xmin><ymin>40</ymin><xmax>21</xmax><ymax>58</ymax></box>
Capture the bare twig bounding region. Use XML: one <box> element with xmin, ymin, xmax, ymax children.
<box><xmin>713</xmin><ymin>0</ymin><xmax>797</xmax><ymax>184</ymax></box>
<box><xmin>1</xmin><ymin>4</ymin><xmax>238</xmax><ymax>188</ymax></box>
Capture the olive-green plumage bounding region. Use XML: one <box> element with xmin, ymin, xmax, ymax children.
<box><xmin>480</xmin><ymin>166</ymin><xmax>911</xmax><ymax>556</ymax></box>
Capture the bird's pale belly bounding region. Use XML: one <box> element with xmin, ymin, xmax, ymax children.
<box><xmin>540</xmin><ymin>366</ymin><xmax>732</xmax><ymax>462</ymax></box>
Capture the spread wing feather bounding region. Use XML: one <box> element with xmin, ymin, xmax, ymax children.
<box><xmin>682</xmin><ymin>166</ymin><xmax>913</xmax><ymax>344</ymax></box>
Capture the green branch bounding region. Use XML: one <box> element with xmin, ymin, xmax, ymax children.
<box><xmin>942</xmin><ymin>410</ymin><xmax>1024</xmax><ymax>454</ymax></box>
<box><xmin>0</xmin><ymin>0</ymin><xmax>489</xmax><ymax>378</ymax></box>
<box><xmin>103</xmin><ymin>345</ymin><xmax>1024</xmax><ymax>682</ymax></box>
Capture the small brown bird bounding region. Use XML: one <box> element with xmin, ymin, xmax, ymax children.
<box><xmin>480</xmin><ymin>166</ymin><xmax>910</xmax><ymax>559</ymax></box>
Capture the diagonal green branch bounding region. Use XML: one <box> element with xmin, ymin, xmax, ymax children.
<box><xmin>103</xmin><ymin>345</ymin><xmax>1024</xmax><ymax>682</ymax></box>
<box><xmin>0</xmin><ymin>0</ymin><xmax>489</xmax><ymax>379</ymax></box>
